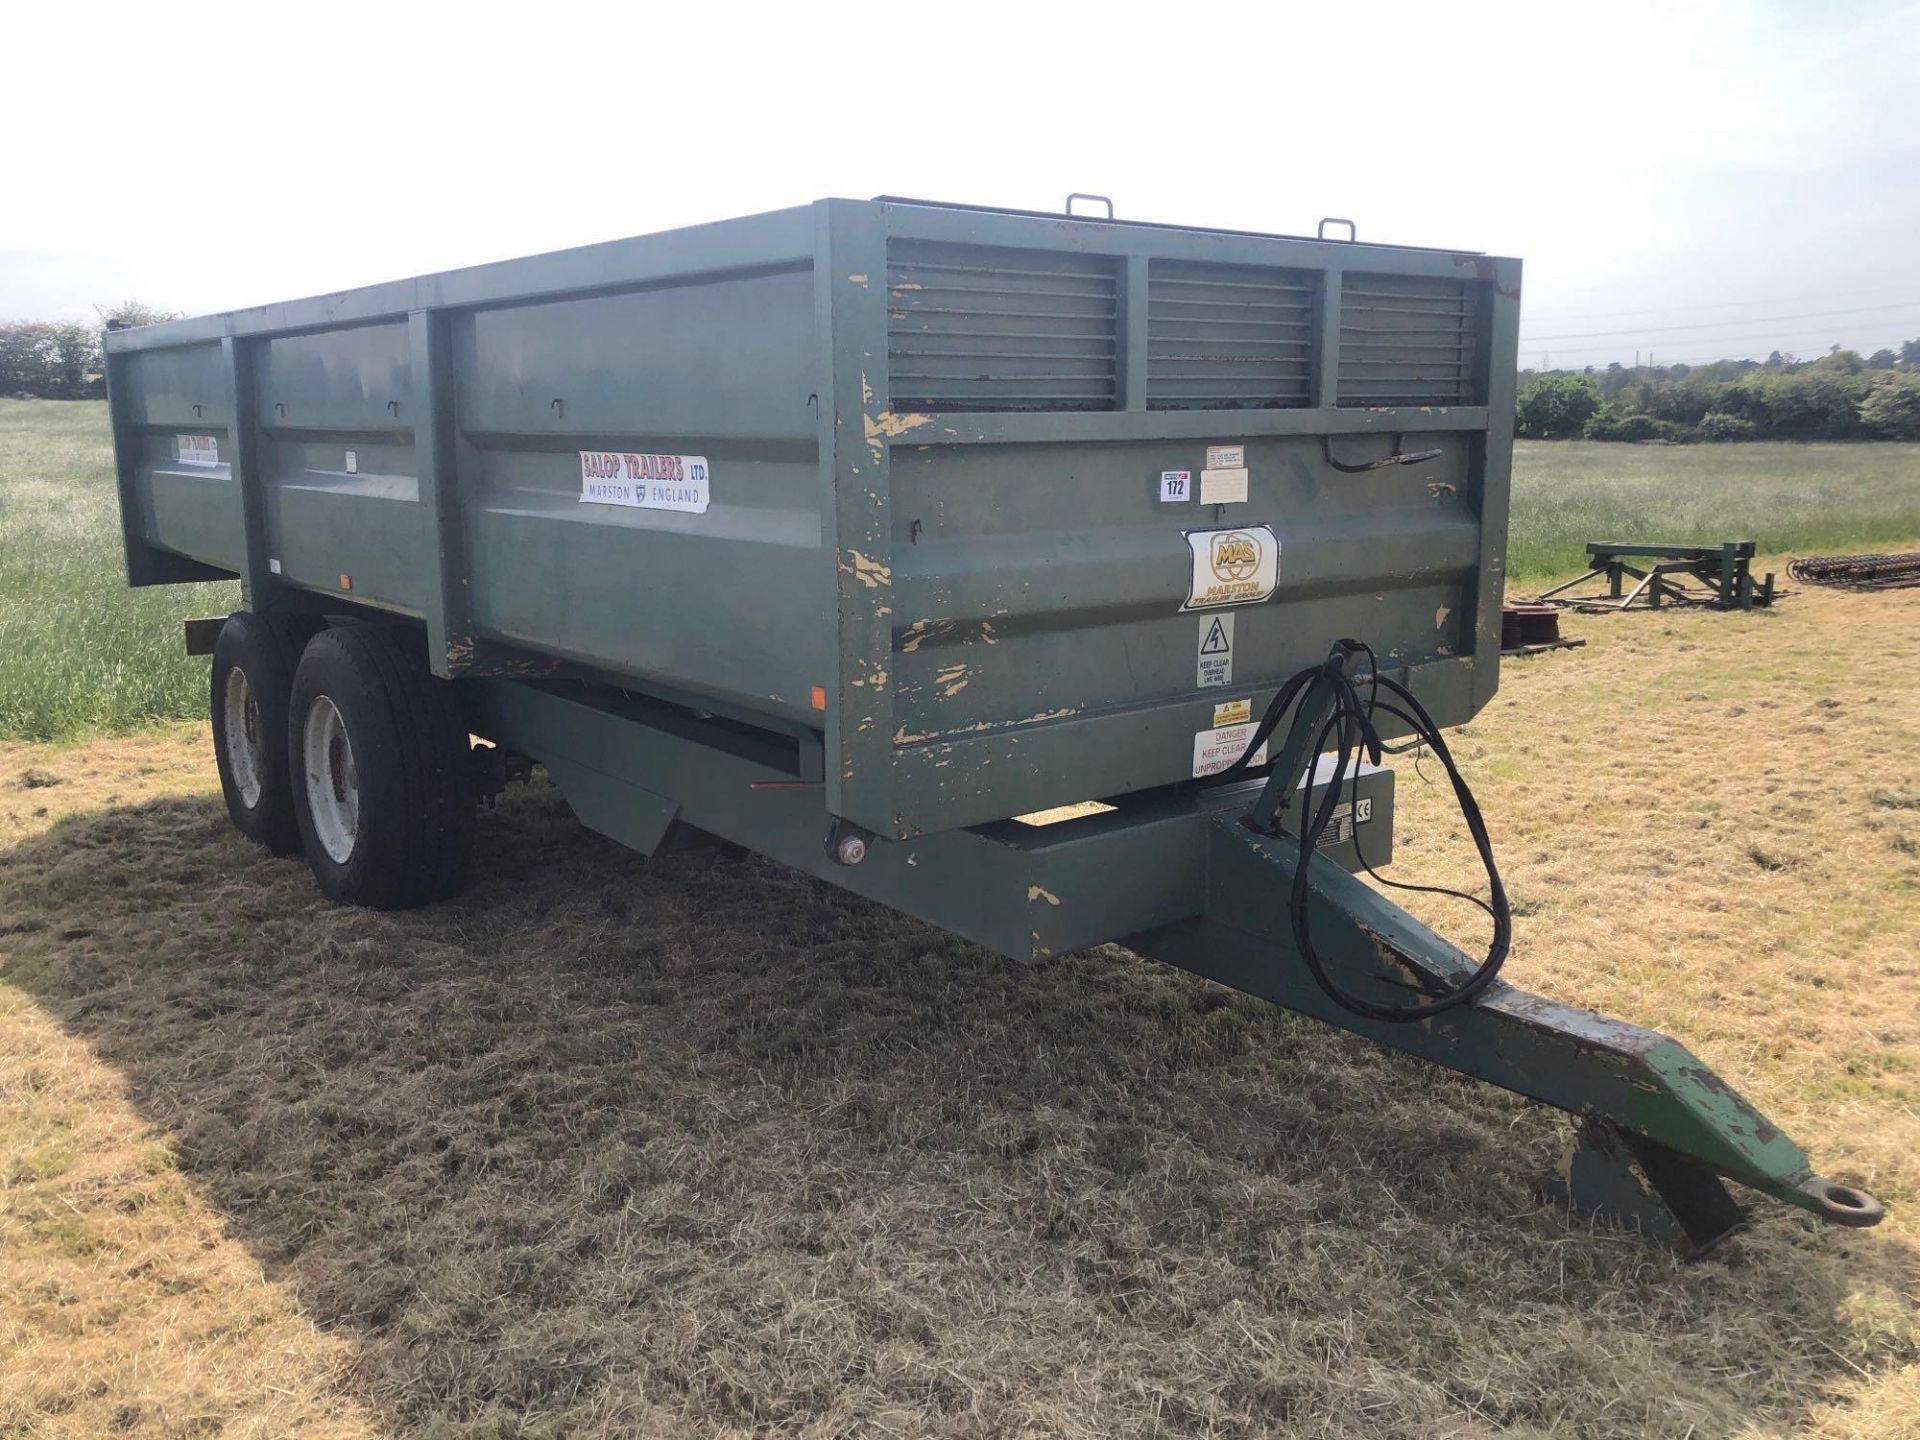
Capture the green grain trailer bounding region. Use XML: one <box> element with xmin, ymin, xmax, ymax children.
<box><xmin>105</xmin><ymin>197</ymin><xmax>1880</xmax><ymax>1249</ymax></box>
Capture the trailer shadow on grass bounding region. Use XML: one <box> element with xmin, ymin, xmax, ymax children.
<box><xmin>2</xmin><ymin>782</ymin><xmax>1915</xmax><ymax>1440</ymax></box>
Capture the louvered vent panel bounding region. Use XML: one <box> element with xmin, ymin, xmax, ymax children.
<box><xmin>1146</xmin><ymin>261</ymin><xmax>1316</xmax><ymax>410</ymax></box>
<box><xmin>1338</xmin><ymin>274</ymin><xmax>1479</xmax><ymax>406</ymax></box>
<box><xmin>887</xmin><ymin>241</ymin><xmax>1118</xmax><ymax>412</ymax></box>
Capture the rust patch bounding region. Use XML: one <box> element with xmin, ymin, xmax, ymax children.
<box><xmin>1028</xmin><ymin>885</ymin><xmax>1062</xmax><ymax>906</ymax></box>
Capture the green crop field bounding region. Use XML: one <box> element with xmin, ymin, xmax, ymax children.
<box><xmin>2</xmin><ymin>398</ymin><xmax>1919</xmax><ymax>742</ymax></box>
<box><xmin>1503</xmin><ymin>439</ymin><xmax>1920</xmax><ymax>581</ymax></box>
<box><xmin>0</xmin><ymin>400</ymin><xmax>236</xmax><ymax>741</ymax></box>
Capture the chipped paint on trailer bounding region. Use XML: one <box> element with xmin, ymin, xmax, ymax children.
<box><xmin>892</xmin><ymin>705</ymin><xmax>1083</xmax><ymax>747</ymax></box>
<box><xmin>842</xmin><ymin>551</ymin><xmax>891</xmax><ymax>588</ymax></box>
<box><xmin>863</xmin><ymin>409</ymin><xmax>934</xmax><ymax>461</ymax></box>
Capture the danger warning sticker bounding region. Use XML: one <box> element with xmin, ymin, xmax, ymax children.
<box><xmin>1182</xmin><ymin>525</ymin><xmax>1279</xmax><ymax>610</ymax></box>
<box><xmin>579</xmin><ymin>451</ymin><xmax>710</xmax><ymax>514</ymax></box>
<box><xmin>1192</xmin><ymin>722</ymin><xmax>1266</xmax><ymax>778</ymax></box>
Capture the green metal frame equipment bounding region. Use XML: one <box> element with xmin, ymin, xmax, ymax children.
<box><xmin>1536</xmin><ymin>540</ymin><xmax>1776</xmax><ymax>611</ymax></box>
<box><xmin>105</xmin><ymin>197</ymin><xmax>1880</xmax><ymax>1251</ymax></box>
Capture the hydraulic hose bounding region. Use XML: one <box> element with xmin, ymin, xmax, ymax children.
<box><xmin>1227</xmin><ymin>644</ymin><xmax>1511</xmax><ymax>1022</ymax></box>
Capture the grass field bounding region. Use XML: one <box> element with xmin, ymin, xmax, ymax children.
<box><xmin>1502</xmin><ymin>440</ymin><xmax>1920</xmax><ymax>581</ymax></box>
<box><xmin>0</xmin><ymin>400</ymin><xmax>236</xmax><ymax>740</ymax></box>
<box><xmin>0</xmin><ymin>400</ymin><xmax>1917</xmax><ymax>1437</ymax></box>
<box><xmin>3</xmin><ymin>398</ymin><xmax>1918</xmax><ymax>739</ymax></box>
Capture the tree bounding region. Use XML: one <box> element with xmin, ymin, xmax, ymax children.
<box><xmin>1867</xmin><ymin>349</ymin><xmax>1898</xmax><ymax>369</ymax></box>
<box><xmin>97</xmin><ymin>299</ymin><xmax>183</xmax><ymax>331</ymax></box>
<box><xmin>1860</xmin><ymin>372</ymin><xmax>1920</xmax><ymax>439</ymax></box>
<box><xmin>0</xmin><ymin>323</ymin><xmax>56</xmax><ymax>396</ymax></box>
<box><xmin>1901</xmin><ymin>338</ymin><xmax>1920</xmax><ymax>366</ymax></box>
<box><xmin>1515</xmin><ymin>373</ymin><xmax>1603</xmax><ymax>439</ymax></box>
<box><xmin>46</xmin><ymin>322</ymin><xmax>98</xmax><ymax>397</ymax></box>
<box><xmin>0</xmin><ymin>301</ymin><xmax>176</xmax><ymax>397</ymax></box>
<box><xmin>1697</xmin><ymin>412</ymin><xmax>1757</xmax><ymax>442</ymax></box>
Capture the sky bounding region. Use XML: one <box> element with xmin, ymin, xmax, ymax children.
<box><xmin>7</xmin><ymin>0</ymin><xmax>1919</xmax><ymax>370</ymax></box>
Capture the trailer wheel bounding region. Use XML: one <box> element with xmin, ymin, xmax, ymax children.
<box><xmin>210</xmin><ymin>611</ymin><xmax>322</xmax><ymax>854</ymax></box>
<box><xmin>287</xmin><ymin>625</ymin><xmax>476</xmax><ymax>909</ymax></box>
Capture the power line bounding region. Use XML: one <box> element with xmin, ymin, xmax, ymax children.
<box><xmin>1521</xmin><ymin>300</ymin><xmax>1920</xmax><ymax>344</ymax></box>
<box><xmin>1530</xmin><ymin>321</ymin><xmax>1918</xmax><ymax>361</ymax></box>
<box><xmin>1532</xmin><ymin>344</ymin><xmax>1900</xmax><ymax>368</ymax></box>
<box><xmin>1520</xmin><ymin>286</ymin><xmax>1920</xmax><ymax>327</ymax></box>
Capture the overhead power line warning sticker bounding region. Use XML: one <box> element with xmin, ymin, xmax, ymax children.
<box><xmin>1182</xmin><ymin>525</ymin><xmax>1278</xmax><ymax>610</ymax></box>
<box><xmin>1197</xmin><ymin>613</ymin><xmax>1234</xmax><ymax>688</ymax></box>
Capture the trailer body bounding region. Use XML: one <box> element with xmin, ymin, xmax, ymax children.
<box><xmin>106</xmin><ymin>200</ymin><xmax>1881</xmax><ymax>1248</ymax></box>
<box><xmin>109</xmin><ymin>198</ymin><xmax>1513</xmax><ymax>840</ymax></box>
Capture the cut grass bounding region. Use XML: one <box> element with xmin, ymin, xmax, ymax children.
<box><xmin>0</xmin><ymin>584</ymin><xmax>1916</xmax><ymax>1438</ymax></box>
<box><xmin>2</xmin><ymin>398</ymin><xmax>1917</xmax><ymax>738</ymax></box>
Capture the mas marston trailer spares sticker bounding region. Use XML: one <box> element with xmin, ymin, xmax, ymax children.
<box><xmin>1182</xmin><ymin>525</ymin><xmax>1279</xmax><ymax>610</ymax></box>
<box><xmin>579</xmin><ymin>451</ymin><xmax>710</xmax><ymax>514</ymax></box>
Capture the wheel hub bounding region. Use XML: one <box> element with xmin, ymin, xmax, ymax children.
<box><xmin>222</xmin><ymin>666</ymin><xmax>264</xmax><ymax>809</ymax></box>
<box><xmin>302</xmin><ymin>695</ymin><xmax>359</xmax><ymax>864</ymax></box>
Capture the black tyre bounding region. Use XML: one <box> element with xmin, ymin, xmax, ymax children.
<box><xmin>287</xmin><ymin>624</ymin><xmax>476</xmax><ymax>909</ymax></box>
<box><xmin>210</xmin><ymin>610</ymin><xmax>322</xmax><ymax>854</ymax></box>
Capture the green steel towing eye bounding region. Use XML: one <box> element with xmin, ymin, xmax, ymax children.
<box><xmin>1133</xmin><ymin>639</ymin><xmax>1887</xmax><ymax>1254</ymax></box>
<box><xmin>1134</xmin><ymin>802</ymin><xmax>1888</xmax><ymax>1253</ymax></box>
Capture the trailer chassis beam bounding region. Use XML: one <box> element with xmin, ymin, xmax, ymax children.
<box><xmin>1124</xmin><ymin>815</ymin><xmax>1882</xmax><ymax>1250</ymax></box>
<box><xmin>465</xmin><ymin>675</ymin><xmax>1882</xmax><ymax>1250</ymax></box>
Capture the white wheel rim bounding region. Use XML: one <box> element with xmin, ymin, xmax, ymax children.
<box><xmin>223</xmin><ymin>666</ymin><xmax>265</xmax><ymax>809</ymax></box>
<box><xmin>302</xmin><ymin>695</ymin><xmax>359</xmax><ymax>864</ymax></box>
